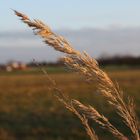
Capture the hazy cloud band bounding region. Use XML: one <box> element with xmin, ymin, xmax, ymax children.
<box><xmin>0</xmin><ymin>27</ymin><xmax>140</xmax><ymax>63</ymax></box>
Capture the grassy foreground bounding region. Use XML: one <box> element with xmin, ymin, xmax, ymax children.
<box><xmin>0</xmin><ymin>68</ymin><xmax>139</xmax><ymax>140</ymax></box>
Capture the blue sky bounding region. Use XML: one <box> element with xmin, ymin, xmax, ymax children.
<box><xmin>0</xmin><ymin>0</ymin><xmax>140</xmax><ymax>63</ymax></box>
<box><xmin>1</xmin><ymin>0</ymin><xmax>140</xmax><ymax>31</ymax></box>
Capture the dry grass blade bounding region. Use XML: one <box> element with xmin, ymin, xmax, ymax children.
<box><xmin>14</xmin><ymin>10</ymin><xmax>140</xmax><ymax>140</ymax></box>
<box><xmin>62</xmin><ymin>54</ymin><xmax>140</xmax><ymax>140</ymax></box>
<box><xmin>53</xmin><ymin>88</ymin><xmax>99</xmax><ymax>140</ymax></box>
<box><xmin>14</xmin><ymin>10</ymin><xmax>79</xmax><ymax>55</ymax></box>
<box><xmin>48</xmin><ymin>79</ymin><xmax>99</xmax><ymax>140</ymax></box>
<box><xmin>72</xmin><ymin>100</ymin><xmax>128</xmax><ymax>140</ymax></box>
<box><xmin>31</xmin><ymin>61</ymin><xmax>99</xmax><ymax>140</ymax></box>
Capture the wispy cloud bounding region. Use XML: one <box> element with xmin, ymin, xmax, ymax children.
<box><xmin>0</xmin><ymin>27</ymin><xmax>140</xmax><ymax>63</ymax></box>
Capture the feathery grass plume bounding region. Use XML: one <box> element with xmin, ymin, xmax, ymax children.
<box><xmin>72</xmin><ymin>99</ymin><xmax>128</xmax><ymax>140</ymax></box>
<box><xmin>62</xmin><ymin>47</ymin><xmax>140</xmax><ymax>140</ymax></box>
<box><xmin>54</xmin><ymin>89</ymin><xmax>99</xmax><ymax>140</ymax></box>
<box><xmin>14</xmin><ymin>10</ymin><xmax>140</xmax><ymax>140</ymax></box>
<box><xmin>14</xmin><ymin>10</ymin><xmax>79</xmax><ymax>55</ymax></box>
<box><xmin>32</xmin><ymin>61</ymin><xmax>99</xmax><ymax>140</ymax></box>
<box><xmin>33</xmin><ymin>59</ymin><xmax>127</xmax><ymax>140</ymax></box>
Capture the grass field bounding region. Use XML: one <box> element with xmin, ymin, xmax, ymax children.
<box><xmin>0</xmin><ymin>67</ymin><xmax>139</xmax><ymax>140</ymax></box>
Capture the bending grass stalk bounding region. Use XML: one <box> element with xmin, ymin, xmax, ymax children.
<box><xmin>32</xmin><ymin>56</ymin><xmax>128</xmax><ymax>140</ymax></box>
<box><xmin>72</xmin><ymin>100</ymin><xmax>128</xmax><ymax>140</ymax></box>
<box><xmin>31</xmin><ymin>59</ymin><xmax>99</xmax><ymax>140</ymax></box>
<box><xmin>62</xmin><ymin>54</ymin><xmax>140</xmax><ymax>140</ymax></box>
<box><xmin>14</xmin><ymin>10</ymin><xmax>140</xmax><ymax>140</ymax></box>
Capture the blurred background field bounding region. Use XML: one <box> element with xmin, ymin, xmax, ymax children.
<box><xmin>1</xmin><ymin>1</ymin><xmax>140</xmax><ymax>139</ymax></box>
<box><xmin>0</xmin><ymin>66</ymin><xmax>139</xmax><ymax>140</ymax></box>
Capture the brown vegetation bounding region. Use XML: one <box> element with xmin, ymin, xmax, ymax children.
<box><xmin>14</xmin><ymin>10</ymin><xmax>140</xmax><ymax>140</ymax></box>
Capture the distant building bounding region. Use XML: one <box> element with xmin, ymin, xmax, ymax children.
<box><xmin>5</xmin><ymin>61</ymin><xmax>27</xmax><ymax>72</ymax></box>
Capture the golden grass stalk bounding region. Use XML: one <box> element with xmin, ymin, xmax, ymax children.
<box><xmin>14</xmin><ymin>10</ymin><xmax>140</xmax><ymax>140</ymax></box>
<box><xmin>32</xmin><ymin>61</ymin><xmax>99</xmax><ymax>140</ymax></box>
<box><xmin>35</xmin><ymin>59</ymin><xmax>128</xmax><ymax>140</ymax></box>
<box><xmin>62</xmin><ymin>54</ymin><xmax>140</xmax><ymax>140</ymax></box>
<box><xmin>72</xmin><ymin>99</ymin><xmax>128</xmax><ymax>140</ymax></box>
<box><xmin>14</xmin><ymin>10</ymin><xmax>79</xmax><ymax>55</ymax></box>
<box><xmin>54</xmin><ymin>88</ymin><xmax>99</xmax><ymax>140</ymax></box>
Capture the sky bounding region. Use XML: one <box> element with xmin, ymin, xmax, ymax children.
<box><xmin>0</xmin><ymin>0</ymin><xmax>140</xmax><ymax>63</ymax></box>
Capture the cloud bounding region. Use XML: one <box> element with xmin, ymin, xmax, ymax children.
<box><xmin>57</xmin><ymin>27</ymin><xmax>140</xmax><ymax>58</ymax></box>
<box><xmin>0</xmin><ymin>27</ymin><xmax>140</xmax><ymax>63</ymax></box>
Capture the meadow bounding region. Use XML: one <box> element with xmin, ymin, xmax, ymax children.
<box><xmin>0</xmin><ymin>67</ymin><xmax>139</xmax><ymax>140</ymax></box>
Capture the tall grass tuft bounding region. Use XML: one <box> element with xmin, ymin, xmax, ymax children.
<box><xmin>14</xmin><ymin>10</ymin><xmax>140</xmax><ymax>140</ymax></box>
